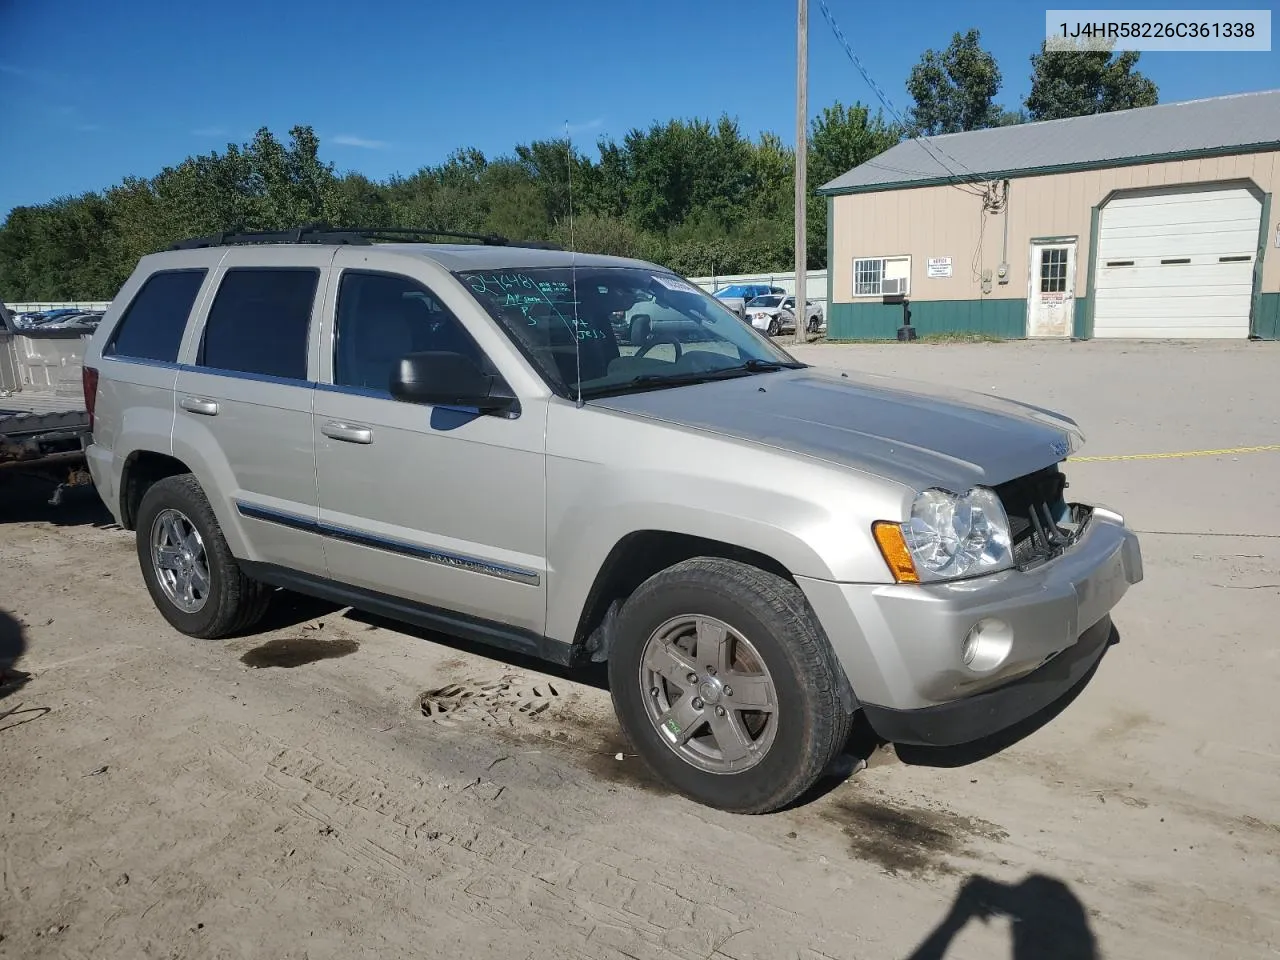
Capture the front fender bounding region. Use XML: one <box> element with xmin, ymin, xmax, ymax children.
<box><xmin>543</xmin><ymin>496</ymin><xmax>842</xmax><ymax>645</ymax></box>
<box><xmin>543</xmin><ymin>403</ymin><xmax>908</xmax><ymax>644</ymax></box>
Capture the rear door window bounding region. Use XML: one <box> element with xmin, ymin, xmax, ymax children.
<box><xmin>104</xmin><ymin>269</ymin><xmax>207</xmax><ymax>362</ymax></box>
<box><xmin>197</xmin><ymin>268</ymin><xmax>318</xmax><ymax>381</ymax></box>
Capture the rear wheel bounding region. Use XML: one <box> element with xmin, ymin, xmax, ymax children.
<box><xmin>608</xmin><ymin>557</ymin><xmax>853</xmax><ymax>813</ymax></box>
<box><xmin>135</xmin><ymin>474</ymin><xmax>270</xmax><ymax>639</ymax></box>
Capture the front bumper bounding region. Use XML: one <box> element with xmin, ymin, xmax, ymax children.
<box><xmin>797</xmin><ymin>506</ymin><xmax>1143</xmax><ymax>743</ymax></box>
<box><xmin>861</xmin><ymin>613</ymin><xmax>1114</xmax><ymax>746</ymax></box>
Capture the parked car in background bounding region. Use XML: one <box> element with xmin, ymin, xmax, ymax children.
<box><xmin>712</xmin><ymin>283</ymin><xmax>784</xmax><ymax>319</ymax></box>
<box><xmin>12</xmin><ymin>309</ymin><xmax>104</xmax><ymax>332</ymax></box>
<box><xmin>744</xmin><ymin>295</ymin><xmax>824</xmax><ymax>336</ymax></box>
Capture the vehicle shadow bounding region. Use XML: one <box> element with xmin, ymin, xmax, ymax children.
<box><xmin>341</xmin><ymin>608</ymin><xmax>611</xmax><ymax>691</ymax></box>
<box><xmin>894</xmin><ymin>625</ymin><xmax>1120</xmax><ymax>769</ymax></box>
<box><xmin>0</xmin><ymin>473</ymin><xmax>116</xmax><ymax>529</ymax></box>
<box><xmin>906</xmin><ymin>873</ymin><xmax>1098</xmax><ymax>959</ymax></box>
<box><xmin>252</xmin><ymin>589</ymin><xmax>346</xmax><ymax>635</ymax></box>
<box><xmin>304</xmin><ymin>610</ymin><xmax>1116</xmax><ymax>809</ymax></box>
<box><xmin>0</xmin><ymin>609</ymin><xmax>31</xmax><ymax>702</ymax></box>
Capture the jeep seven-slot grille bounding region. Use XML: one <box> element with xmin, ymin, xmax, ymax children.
<box><xmin>993</xmin><ymin>465</ymin><xmax>1082</xmax><ymax>568</ymax></box>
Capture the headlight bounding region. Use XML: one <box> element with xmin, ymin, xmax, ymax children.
<box><xmin>876</xmin><ymin>487</ymin><xmax>1013</xmax><ymax>583</ymax></box>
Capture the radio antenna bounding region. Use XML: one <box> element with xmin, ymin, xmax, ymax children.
<box><xmin>565</xmin><ymin>122</ymin><xmax>583</xmax><ymax>407</ymax></box>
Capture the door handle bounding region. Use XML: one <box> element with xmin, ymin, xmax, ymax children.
<box><xmin>322</xmin><ymin>421</ymin><xmax>374</xmax><ymax>444</ymax></box>
<box><xmin>180</xmin><ymin>397</ymin><xmax>219</xmax><ymax>416</ymax></box>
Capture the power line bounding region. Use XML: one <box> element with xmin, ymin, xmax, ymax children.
<box><xmin>816</xmin><ymin>0</ymin><xmax>990</xmax><ymax>196</ymax></box>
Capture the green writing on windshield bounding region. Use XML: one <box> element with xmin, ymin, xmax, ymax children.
<box><xmin>459</xmin><ymin>273</ymin><xmax>605</xmax><ymax>336</ymax></box>
<box><xmin>462</xmin><ymin>273</ymin><xmax>573</xmax><ymax>302</ymax></box>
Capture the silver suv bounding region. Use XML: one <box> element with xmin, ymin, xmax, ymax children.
<box><xmin>82</xmin><ymin>227</ymin><xmax>1143</xmax><ymax>814</ymax></box>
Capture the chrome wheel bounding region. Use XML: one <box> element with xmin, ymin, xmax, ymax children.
<box><xmin>150</xmin><ymin>508</ymin><xmax>210</xmax><ymax>614</ymax></box>
<box><xmin>639</xmin><ymin>614</ymin><xmax>779</xmax><ymax>774</ymax></box>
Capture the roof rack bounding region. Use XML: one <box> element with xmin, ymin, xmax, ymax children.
<box><xmin>169</xmin><ymin>224</ymin><xmax>562</xmax><ymax>251</ymax></box>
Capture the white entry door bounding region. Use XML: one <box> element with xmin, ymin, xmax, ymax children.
<box><xmin>1027</xmin><ymin>240</ymin><xmax>1077</xmax><ymax>337</ymax></box>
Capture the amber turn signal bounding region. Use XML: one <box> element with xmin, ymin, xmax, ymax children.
<box><xmin>872</xmin><ymin>521</ymin><xmax>920</xmax><ymax>584</ymax></box>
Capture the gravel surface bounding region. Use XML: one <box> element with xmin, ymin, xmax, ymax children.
<box><xmin>2</xmin><ymin>340</ymin><xmax>1277</xmax><ymax>959</ymax></box>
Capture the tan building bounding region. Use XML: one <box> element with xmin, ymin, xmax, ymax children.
<box><xmin>819</xmin><ymin>90</ymin><xmax>1280</xmax><ymax>340</ymax></box>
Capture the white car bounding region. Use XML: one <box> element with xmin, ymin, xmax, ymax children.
<box><xmin>745</xmin><ymin>295</ymin><xmax>825</xmax><ymax>336</ymax></box>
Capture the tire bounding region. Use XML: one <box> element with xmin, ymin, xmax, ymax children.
<box><xmin>608</xmin><ymin>557</ymin><xmax>854</xmax><ymax>813</ymax></box>
<box><xmin>767</xmin><ymin>317</ymin><xmax>780</xmax><ymax>337</ymax></box>
<box><xmin>134</xmin><ymin>474</ymin><xmax>271</xmax><ymax>639</ymax></box>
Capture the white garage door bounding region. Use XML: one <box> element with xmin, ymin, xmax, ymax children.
<box><xmin>1092</xmin><ymin>184</ymin><xmax>1261</xmax><ymax>338</ymax></box>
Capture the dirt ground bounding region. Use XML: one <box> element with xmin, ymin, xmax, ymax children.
<box><xmin>2</xmin><ymin>339</ymin><xmax>1278</xmax><ymax>960</ymax></box>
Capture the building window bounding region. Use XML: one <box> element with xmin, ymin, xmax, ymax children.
<box><xmin>853</xmin><ymin>256</ymin><xmax>910</xmax><ymax>296</ymax></box>
<box><xmin>1040</xmin><ymin>248</ymin><xmax>1068</xmax><ymax>294</ymax></box>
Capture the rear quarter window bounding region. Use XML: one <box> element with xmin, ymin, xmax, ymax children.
<box><xmin>104</xmin><ymin>269</ymin><xmax>207</xmax><ymax>363</ymax></box>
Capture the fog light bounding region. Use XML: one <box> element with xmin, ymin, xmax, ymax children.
<box><xmin>962</xmin><ymin>618</ymin><xmax>1013</xmax><ymax>673</ymax></box>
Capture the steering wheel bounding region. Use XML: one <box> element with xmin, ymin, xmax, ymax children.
<box><xmin>635</xmin><ymin>335</ymin><xmax>683</xmax><ymax>361</ymax></box>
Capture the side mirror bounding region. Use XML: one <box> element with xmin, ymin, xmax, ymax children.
<box><xmin>390</xmin><ymin>351</ymin><xmax>518</xmax><ymax>415</ymax></box>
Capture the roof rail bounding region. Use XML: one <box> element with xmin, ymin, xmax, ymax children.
<box><xmin>169</xmin><ymin>224</ymin><xmax>562</xmax><ymax>251</ymax></box>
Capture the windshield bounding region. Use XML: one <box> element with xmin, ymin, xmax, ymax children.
<box><xmin>713</xmin><ymin>285</ymin><xmax>746</xmax><ymax>298</ymax></box>
<box><xmin>456</xmin><ymin>266</ymin><xmax>802</xmax><ymax>399</ymax></box>
<box><xmin>748</xmin><ymin>295</ymin><xmax>784</xmax><ymax>307</ymax></box>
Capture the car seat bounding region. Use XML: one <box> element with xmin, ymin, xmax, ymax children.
<box><xmin>338</xmin><ymin>285</ymin><xmax>415</xmax><ymax>391</ymax></box>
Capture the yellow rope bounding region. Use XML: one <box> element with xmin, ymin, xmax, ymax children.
<box><xmin>1068</xmin><ymin>444</ymin><xmax>1280</xmax><ymax>463</ymax></box>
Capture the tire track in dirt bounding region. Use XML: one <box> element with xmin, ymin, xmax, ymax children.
<box><xmin>252</xmin><ymin>716</ymin><xmax>887</xmax><ymax>960</ymax></box>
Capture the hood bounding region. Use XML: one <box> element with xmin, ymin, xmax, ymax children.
<box><xmin>590</xmin><ymin>365</ymin><xmax>1083</xmax><ymax>492</ymax></box>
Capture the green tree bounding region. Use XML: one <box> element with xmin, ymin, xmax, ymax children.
<box><xmin>993</xmin><ymin>107</ymin><xmax>1028</xmax><ymax>126</ymax></box>
<box><xmin>610</xmin><ymin>116</ymin><xmax>755</xmax><ymax>233</ymax></box>
<box><xmin>1026</xmin><ymin>40</ymin><xmax>1159</xmax><ymax>121</ymax></box>
<box><xmin>907</xmin><ymin>29</ymin><xmax>1003</xmax><ymax>135</ymax></box>
<box><xmin>242</xmin><ymin>125</ymin><xmax>339</xmax><ymax>228</ymax></box>
<box><xmin>325</xmin><ymin>172</ymin><xmax>393</xmax><ymax>228</ymax></box>
<box><xmin>807</xmin><ymin>102</ymin><xmax>902</xmax><ymax>266</ymax></box>
<box><xmin>0</xmin><ymin>107</ymin><xmax>910</xmax><ymax>297</ymax></box>
<box><xmin>514</xmin><ymin>138</ymin><xmax>598</xmax><ymax>226</ymax></box>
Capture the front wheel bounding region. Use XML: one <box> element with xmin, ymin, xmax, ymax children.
<box><xmin>608</xmin><ymin>557</ymin><xmax>854</xmax><ymax>813</ymax></box>
<box><xmin>767</xmin><ymin>317</ymin><xmax>780</xmax><ymax>336</ymax></box>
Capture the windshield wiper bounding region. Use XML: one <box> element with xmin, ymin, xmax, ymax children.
<box><xmin>579</xmin><ymin>371</ymin><xmax>749</xmax><ymax>399</ymax></box>
<box><xmin>578</xmin><ymin>360</ymin><xmax>798</xmax><ymax>399</ymax></box>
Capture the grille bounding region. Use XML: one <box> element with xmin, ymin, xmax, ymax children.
<box><xmin>993</xmin><ymin>465</ymin><xmax>1084</xmax><ymax>568</ymax></box>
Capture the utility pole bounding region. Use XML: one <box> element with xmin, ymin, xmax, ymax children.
<box><xmin>793</xmin><ymin>0</ymin><xmax>808</xmax><ymax>346</ymax></box>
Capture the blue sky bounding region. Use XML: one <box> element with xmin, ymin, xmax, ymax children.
<box><xmin>1</xmin><ymin>0</ymin><xmax>1276</xmax><ymax>219</ymax></box>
